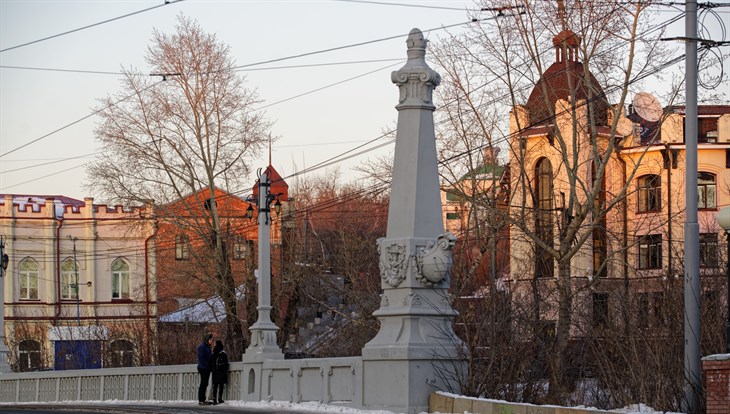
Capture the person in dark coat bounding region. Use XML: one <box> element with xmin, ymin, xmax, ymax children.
<box><xmin>196</xmin><ymin>332</ymin><xmax>214</xmax><ymax>405</ymax></box>
<box><xmin>210</xmin><ymin>340</ymin><xmax>229</xmax><ymax>404</ymax></box>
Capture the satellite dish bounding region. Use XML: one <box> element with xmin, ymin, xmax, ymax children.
<box><xmin>632</xmin><ymin>92</ymin><xmax>663</xmax><ymax>123</ymax></box>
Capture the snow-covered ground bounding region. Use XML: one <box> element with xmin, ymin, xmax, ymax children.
<box><xmin>0</xmin><ymin>398</ymin><xmax>682</xmax><ymax>414</ymax></box>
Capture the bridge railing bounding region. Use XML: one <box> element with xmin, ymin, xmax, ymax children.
<box><xmin>0</xmin><ymin>357</ymin><xmax>364</xmax><ymax>407</ymax></box>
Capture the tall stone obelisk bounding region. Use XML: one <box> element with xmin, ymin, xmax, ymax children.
<box><xmin>361</xmin><ymin>28</ymin><xmax>463</xmax><ymax>414</ymax></box>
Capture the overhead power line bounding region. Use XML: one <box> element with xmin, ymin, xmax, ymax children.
<box><xmin>0</xmin><ymin>81</ymin><xmax>163</xmax><ymax>159</ymax></box>
<box><xmin>0</xmin><ymin>0</ymin><xmax>185</xmax><ymax>53</ymax></box>
<box><xmin>0</xmin><ymin>58</ymin><xmax>405</xmax><ymax>77</ymax></box>
<box><xmin>334</xmin><ymin>0</ymin><xmax>471</xmax><ymax>11</ymax></box>
<box><xmin>231</xmin><ymin>16</ymin><xmax>503</xmax><ymax>71</ymax></box>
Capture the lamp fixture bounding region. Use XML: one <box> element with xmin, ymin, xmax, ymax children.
<box><xmin>274</xmin><ymin>199</ymin><xmax>282</xmax><ymax>215</ymax></box>
<box><xmin>246</xmin><ymin>203</ymin><xmax>254</xmax><ymax>220</ymax></box>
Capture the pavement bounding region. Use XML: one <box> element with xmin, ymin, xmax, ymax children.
<box><xmin>0</xmin><ymin>402</ymin><xmax>319</xmax><ymax>414</ymax></box>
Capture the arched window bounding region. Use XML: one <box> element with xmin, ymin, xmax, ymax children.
<box><xmin>111</xmin><ymin>259</ymin><xmax>130</xmax><ymax>300</ymax></box>
<box><xmin>637</xmin><ymin>174</ymin><xmax>661</xmax><ymax>213</ymax></box>
<box><xmin>535</xmin><ymin>158</ymin><xmax>554</xmax><ymax>278</ymax></box>
<box><xmin>698</xmin><ymin>172</ymin><xmax>716</xmax><ymax>209</ymax></box>
<box><xmin>592</xmin><ymin>163</ymin><xmax>607</xmax><ymax>278</ymax></box>
<box><xmin>18</xmin><ymin>340</ymin><xmax>41</xmax><ymax>372</ymax></box>
<box><xmin>60</xmin><ymin>258</ymin><xmax>79</xmax><ymax>300</ymax></box>
<box><xmin>109</xmin><ymin>339</ymin><xmax>135</xmax><ymax>367</ymax></box>
<box><xmin>19</xmin><ymin>258</ymin><xmax>39</xmax><ymax>300</ymax></box>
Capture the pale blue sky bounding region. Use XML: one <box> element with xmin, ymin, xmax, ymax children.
<box><xmin>0</xmin><ymin>0</ymin><xmax>479</xmax><ymax>200</ymax></box>
<box><xmin>0</xmin><ymin>1</ymin><xmax>720</xmax><ymax>201</ymax></box>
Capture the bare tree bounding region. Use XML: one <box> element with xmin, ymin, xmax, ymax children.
<box><xmin>87</xmin><ymin>15</ymin><xmax>270</xmax><ymax>357</ymax></box>
<box><xmin>279</xmin><ymin>171</ymin><xmax>388</xmax><ymax>357</ymax></box>
<box><xmin>428</xmin><ymin>0</ymin><xmax>686</xmax><ymax>404</ymax></box>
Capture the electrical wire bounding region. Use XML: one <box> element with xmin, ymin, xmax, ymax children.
<box><xmin>0</xmin><ymin>81</ymin><xmax>163</xmax><ymax>159</ymax></box>
<box><xmin>333</xmin><ymin>0</ymin><xmax>472</xmax><ymax>11</ymax></box>
<box><xmin>1</xmin><ymin>11</ymin><xmax>687</xmax><ymax>206</ymax></box>
<box><xmin>0</xmin><ymin>0</ymin><xmax>185</xmax><ymax>53</ymax></box>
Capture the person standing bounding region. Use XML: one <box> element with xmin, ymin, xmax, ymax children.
<box><xmin>211</xmin><ymin>340</ymin><xmax>229</xmax><ymax>404</ymax></box>
<box><xmin>196</xmin><ymin>332</ymin><xmax>214</xmax><ymax>405</ymax></box>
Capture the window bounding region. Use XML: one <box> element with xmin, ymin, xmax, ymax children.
<box><xmin>535</xmin><ymin>158</ymin><xmax>554</xmax><ymax>278</ymax></box>
<box><xmin>638</xmin><ymin>292</ymin><xmax>649</xmax><ymax>329</ymax></box>
<box><xmin>111</xmin><ymin>259</ymin><xmax>130</xmax><ymax>299</ymax></box>
<box><xmin>175</xmin><ymin>235</ymin><xmax>190</xmax><ymax>260</ymax></box>
<box><xmin>592</xmin><ymin>162</ymin><xmax>607</xmax><ymax>278</ymax></box>
<box><xmin>18</xmin><ymin>340</ymin><xmax>41</xmax><ymax>372</ymax></box>
<box><xmin>698</xmin><ymin>172</ymin><xmax>716</xmax><ymax>209</ymax></box>
<box><xmin>683</xmin><ymin>117</ymin><xmax>719</xmax><ymax>143</ymax></box>
<box><xmin>638</xmin><ymin>234</ymin><xmax>662</xmax><ymax>269</ymax></box>
<box><xmin>109</xmin><ymin>340</ymin><xmax>135</xmax><ymax>367</ymax></box>
<box><xmin>60</xmin><ymin>259</ymin><xmax>79</xmax><ymax>300</ymax></box>
<box><xmin>652</xmin><ymin>292</ymin><xmax>666</xmax><ymax>327</ymax></box>
<box><xmin>593</xmin><ymin>293</ymin><xmax>609</xmax><ymax>329</ymax></box>
<box><xmin>233</xmin><ymin>236</ymin><xmax>248</xmax><ymax>260</ymax></box>
<box><xmin>445</xmin><ymin>212</ymin><xmax>460</xmax><ymax>220</ymax></box>
<box><xmin>19</xmin><ymin>258</ymin><xmax>39</xmax><ymax>300</ymax></box>
<box><xmin>699</xmin><ymin>233</ymin><xmax>718</xmax><ymax>268</ymax></box>
<box><xmin>637</xmin><ymin>174</ymin><xmax>661</xmax><ymax>213</ymax></box>
<box><xmin>699</xmin><ymin>117</ymin><xmax>719</xmax><ymax>143</ymax></box>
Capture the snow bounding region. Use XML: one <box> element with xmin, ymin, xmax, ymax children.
<box><xmin>0</xmin><ymin>398</ymin><xmax>684</xmax><ymax>414</ymax></box>
<box><xmin>159</xmin><ymin>287</ymin><xmax>245</xmax><ymax>323</ymax></box>
<box><xmin>0</xmin><ymin>399</ymin><xmax>400</xmax><ymax>413</ymax></box>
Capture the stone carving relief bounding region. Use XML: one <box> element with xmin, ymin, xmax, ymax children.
<box><xmin>416</xmin><ymin>233</ymin><xmax>456</xmax><ymax>287</ymax></box>
<box><xmin>380</xmin><ymin>294</ymin><xmax>389</xmax><ymax>307</ymax></box>
<box><xmin>378</xmin><ymin>239</ymin><xmax>411</xmax><ymax>288</ymax></box>
<box><xmin>403</xmin><ymin>293</ymin><xmax>422</xmax><ymax>307</ymax></box>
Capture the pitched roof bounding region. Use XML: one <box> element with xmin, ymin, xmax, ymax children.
<box><xmin>159</xmin><ymin>287</ymin><xmax>245</xmax><ymax>323</ymax></box>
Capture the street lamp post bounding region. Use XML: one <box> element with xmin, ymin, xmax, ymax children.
<box><xmin>243</xmin><ymin>169</ymin><xmax>283</xmax><ymax>362</ymax></box>
<box><xmin>717</xmin><ymin>207</ymin><xmax>730</xmax><ymax>353</ymax></box>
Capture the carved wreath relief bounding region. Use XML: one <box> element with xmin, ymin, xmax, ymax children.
<box><xmin>378</xmin><ymin>240</ymin><xmax>410</xmax><ymax>288</ymax></box>
<box><xmin>416</xmin><ymin>233</ymin><xmax>456</xmax><ymax>287</ymax></box>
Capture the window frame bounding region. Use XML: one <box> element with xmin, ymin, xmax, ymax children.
<box><xmin>60</xmin><ymin>259</ymin><xmax>79</xmax><ymax>300</ymax></box>
<box><xmin>637</xmin><ymin>174</ymin><xmax>661</xmax><ymax>213</ymax></box>
<box><xmin>699</xmin><ymin>233</ymin><xmax>719</xmax><ymax>268</ymax></box>
<box><xmin>19</xmin><ymin>258</ymin><xmax>39</xmax><ymax>300</ymax></box>
<box><xmin>592</xmin><ymin>162</ymin><xmax>608</xmax><ymax>278</ymax></box>
<box><xmin>18</xmin><ymin>339</ymin><xmax>41</xmax><ymax>372</ymax></box>
<box><xmin>638</xmin><ymin>234</ymin><xmax>662</xmax><ymax>270</ymax></box>
<box><xmin>232</xmin><ymin>236</ymin><xmax>247</xmax><ymax>260</ymax></box>
<box><xmin>175</xmin><ymin>235</ymin><xmax>190</xmax><ymax>260</ymax></box>
<box><xmin>109</xmin><ymin>339</ymin><xmax>135</xmax><ymax>367</ymax></box>
<box><xmin>111</xmin><ymin>258</ymin><xmax>130</xmax><ymax>300</ymax></box>
<box><xmin>698</xmin><ymin>172</ymin><xmax>716</xmax><ymax>210</ymax></box>
<box><xmin>535</xmin><ymin>158</ymin><xmax>554</xmax><ymax>278</ymax></box>
<box><xmin>592</xmin><ymin>292</ymin><xmax>609</xmax><ymax>329</ymax></box>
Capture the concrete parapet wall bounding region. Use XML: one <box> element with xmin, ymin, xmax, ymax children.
<box><xmin>0</xmin><ymin>363</ymin><xmax>243</xmax><ymax>403</ymax></box>
<box><xmin>0</xmin><ymin>358</ymin><xmax>362</xmax><ymax>407</ymax></box>
<box><xmin>242</xmin><ymin>357</ymin><xmax>363</xmax><ymax>407</ymax></box>
<box><xmin>429</xmin><ymin>392</ymin><xmax>618</xmax><ymax>414</ymax></box>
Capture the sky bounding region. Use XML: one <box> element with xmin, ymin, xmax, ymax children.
<box><xmin>0</xmin><ymin>0</ymin><xmax>479</xmax><ymax>201</ymax></box>
<box><xmin>0</xmin><ymin>1</ymin><xmax>721</xmax><ymax>202</ymax></box>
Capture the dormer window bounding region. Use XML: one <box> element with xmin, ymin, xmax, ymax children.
<box><xmin>700</xmin><ymin>117</ymin><xmax>719</xmax><ymax>143</ymax></box>
<box><xmin>683</xmin><ymin>116</ymin><xmax>720</xmax><ymax>143</ymax></box>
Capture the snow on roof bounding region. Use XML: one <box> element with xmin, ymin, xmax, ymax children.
<box><xmin>159</xmin><ymin>287</ymin><xmax>245</xmax><ymax>323</ymax></box>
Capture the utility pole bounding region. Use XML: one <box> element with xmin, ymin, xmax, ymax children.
<box><xmin>683</xmin><ymin>2</ymin><xmax>700</xmax><ymax>413</ymax></box>
<box><xmin>71</xmin><ymin>236</ymin><xmax>80</xmax><ymax>326</ymax></box>
<box><xmin>0</xmin><ymin>235</ymin><xmax>11</xmax><ymax>373</ymax></box>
